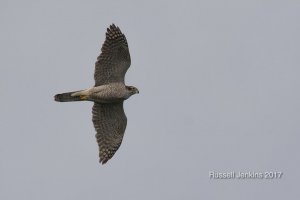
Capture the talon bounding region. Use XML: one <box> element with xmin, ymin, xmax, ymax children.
<box><xmin>80</xmin><ymin>95</ymin><xmax>88</xmax><ymax>100</ymax></box>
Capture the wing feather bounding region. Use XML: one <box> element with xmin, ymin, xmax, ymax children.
<box><xmin>94</xmin><ymin>24</ymin><xmax>131</xmax><ymax>86</ymax></box>
<box><xmin>92</xmin><ymin>102</ymin><xmax>127</xmax><ymax>164</ymax></box>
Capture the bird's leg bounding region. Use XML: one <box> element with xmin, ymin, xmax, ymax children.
<box><xmin>80</xmin><ymin>95</ymin><xmax>88</xmax><ymax>100</ymax></box>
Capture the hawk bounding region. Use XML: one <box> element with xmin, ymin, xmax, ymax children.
<box><xmin>54</xmin><ymin>24</ymin><xmax>139</xmax><ymax>164</ymax></box>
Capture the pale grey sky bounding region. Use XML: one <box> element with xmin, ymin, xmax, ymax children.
<box><xmin>0</xmin><ymin>0</ymin><xmax>299</xmax><ymax>199</ymax></box>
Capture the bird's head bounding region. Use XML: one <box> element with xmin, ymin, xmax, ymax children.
<box><xmin>126</xmin><ymin>86</ymin><xmax>139</xmax><ymax>95</ymax></box>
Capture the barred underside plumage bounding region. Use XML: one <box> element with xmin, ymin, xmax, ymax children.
<box><xmin>92</xmin><ymin>102</ymin><xmax>127</xmax><ymax>164</ymax></box>
<box><xmin>94</xmin><ymin>24</ymin><xmax>131</xmax><ymax>86</ymax></box>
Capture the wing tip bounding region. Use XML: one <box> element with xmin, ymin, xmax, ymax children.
<box><xmin>106</xmin><ymin>23</ymin><xmax>122</xmax><ymax>35</ymax></box>
<box><xmin>100</xmin><ymin>158</ymin><xmax>109</xmax><ymax>165</ymax></box>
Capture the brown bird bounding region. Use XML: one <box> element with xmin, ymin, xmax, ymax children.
<box><xmin>54</xmin><ymin>24</ymin><xmax>139</xmax><ymax>164</ymax></box>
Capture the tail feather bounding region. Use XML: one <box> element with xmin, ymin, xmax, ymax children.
<box><xmin>54</xmin><ymin>91</ymin><xmax>84</xmax><ymax>102</ymax></box>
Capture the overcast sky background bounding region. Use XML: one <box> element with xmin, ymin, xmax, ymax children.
<box><xmin>1</xmin><ymin>0</ymin><xmax>299</xmax><ymax>199</ymax></box>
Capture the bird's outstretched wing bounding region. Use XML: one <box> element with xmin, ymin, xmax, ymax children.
<box><xmin>94</xmin><ymin>24</ymin><xmax>131</xmax><ymax>86</ymax></box>
<box><xmin>92</xmin><ymin>102</ymin><xmax>127</xmax><ymax>164</ymax></box>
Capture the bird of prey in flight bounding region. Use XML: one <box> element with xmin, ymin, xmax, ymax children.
<box><xmin>54</xmin><ymin>24</ymin><xmax>139</xmax><ymax>164</ymax></box>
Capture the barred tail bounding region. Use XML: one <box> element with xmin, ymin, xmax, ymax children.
<box><xmin>54</xmin><ymin>91</ymin><xmax>84</xmax><ymax>102</ymax></box>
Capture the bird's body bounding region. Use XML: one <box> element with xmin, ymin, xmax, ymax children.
<box><xmin>58</xmin><ymin>83</ymin><xmax>136</xmax><ymax>103</ymax></box>
<box><xmin>54</xmin><ymin>24</ymin><xmax>138</xmax><ymax>164</ymax></box>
